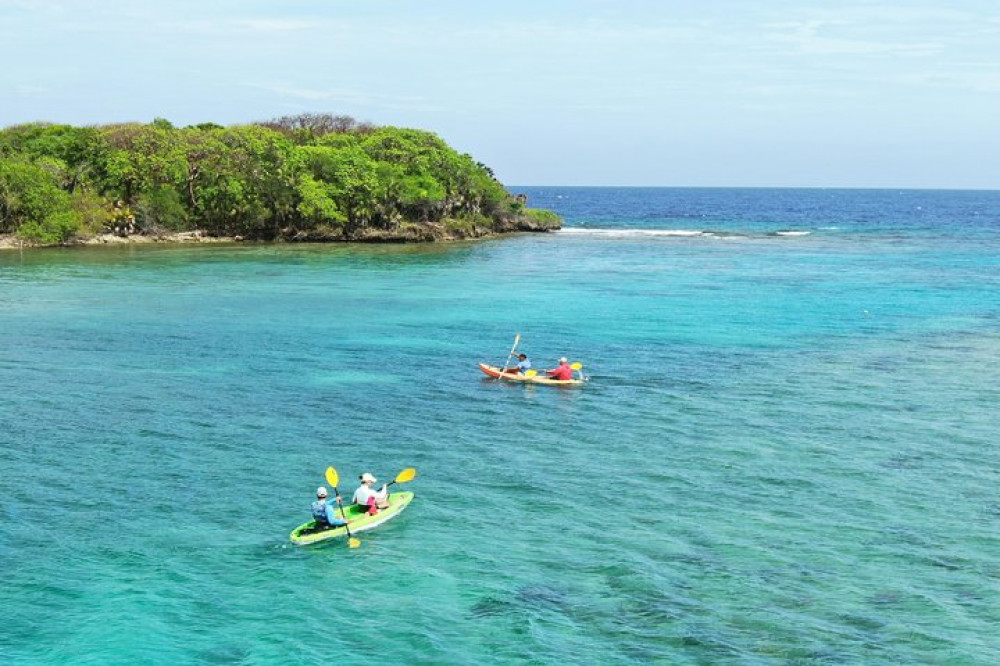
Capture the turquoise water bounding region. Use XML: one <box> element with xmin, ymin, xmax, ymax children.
<box><xmin>2</xmin><ymin>188</ymin><xmax>999</xmax><ymax>664</ymax></box>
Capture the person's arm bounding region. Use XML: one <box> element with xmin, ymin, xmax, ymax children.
<box><xmin>325</xmin><ymin>502</ymin><xmax>347</xmax><ymax>526</ymax></box>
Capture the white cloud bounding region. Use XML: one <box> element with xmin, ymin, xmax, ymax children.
<box><xmin>248</xmin><ymin>83</ymin><xmax>440</xmax><ymax>112</ymax></box>
<box><xmin>235</xmin><ymin>19</ymin><xmax>319</xmax><ymax>33</ymax></box>
<box><xmin>256</xmin><ymin>85</ymin><xmax>341</xmax><ymax>101</ymax></box>
<box><xmin>762</xmin><ymin>19</ymin><xmax>943</xmax><ymax>57</ymax></box>
<box><xmin>14</xmin><ymin>84</ymin><xmax>48</xmax><ymax>96</ymax></box>
<box><xmin>913</xmin><ymin>71</ymin><xmax>1000</xmax><ymax>94</ymax></box>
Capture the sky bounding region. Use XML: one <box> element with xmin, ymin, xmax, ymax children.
<box><xmin>1</xmin><ymin>0</ymin><xmax>998</xmax><ymax>188</ymax></box>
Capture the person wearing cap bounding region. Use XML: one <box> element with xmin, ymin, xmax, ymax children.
<box><xmin>545</xmin><ymin>357</ymin><xmax>573</xmax><ymax>381</ymax></box>
<box><xmin>352</xmin><ymin>472</ymin><xmax>390</xmax><ymax>514</ymax></box>
<box><xmin>311</xmin><ymin>486</ymin><xmax>349</xmax><ymax>529</ymax></box>
<box><xmin>504</xmin><ymin>353</ymin><xmax>532</xmax><ymax>375</ymax></box>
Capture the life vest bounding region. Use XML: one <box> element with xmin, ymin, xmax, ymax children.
<box><xmin>311</xmin><ymin>500</ymin><xmax>330</xmax><ymax>525</ymax></box>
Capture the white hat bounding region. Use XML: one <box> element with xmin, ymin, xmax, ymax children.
<box><xmin>559</xmin><ymin>357</ymin><xmax>568</xmax><ymax>363</ymax></box>
<box><xmin>316</xmin><ymin>486</ymin><xmax>328</xmax><ymax>498</ymax></box>
<box><xmin>360</xmin><ymin>472</ymin><xmax>377</xmax><ymax>483</ymax></box>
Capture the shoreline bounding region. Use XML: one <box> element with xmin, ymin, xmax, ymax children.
<box><xmin>0</xmin><ymin>231</ymin><xmax>241</xmax><ymax>251</ymax></box>
<box><xmin>0</xmin><ymin>222</ymin><xmax>558</xmax><ymax>251</ymax></box>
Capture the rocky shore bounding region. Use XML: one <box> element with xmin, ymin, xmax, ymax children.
<box><xmin>0</xmin><ymin>214</ymin><xmax>561</xmax><ymax>250</ymax></box>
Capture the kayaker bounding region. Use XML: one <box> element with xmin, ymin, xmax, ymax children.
<box><xmin>504</xmin><ymin>353</ymin><xmax>531</xmax><ymax>375</ymax></box>
<box><xmin>545</xmin><ymin>357</ymin><xmax>573</xmax><ymax>381</ymax></box>
<box><xmin>353</xmin><ymin>472</ymin><xmax>390</xmax><ymax>514</ymax></box>
<box><xmin>311</xmin><ymin>487</ymin><xmax>349</xmax><ymax>529</ymax></box>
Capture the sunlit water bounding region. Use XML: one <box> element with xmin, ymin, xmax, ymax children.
<box><xmin>2</xmin><ymin>188</ymin><xmax>998</xmax><ymax>664</ymax></box>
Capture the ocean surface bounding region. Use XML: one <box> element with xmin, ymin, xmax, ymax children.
<box><xmin>1</xmin><ymin>187</ymin><xmax>998</xmax><ymax>664</ymax></box>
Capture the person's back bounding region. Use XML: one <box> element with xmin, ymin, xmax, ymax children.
<box><xmin>311</xmin><ymin>498</ymin><xmax>329</xmax><ymax>524</ymax></box>
<box><xmin>311</xmin><ymin>486</ymin><xmax>347</xmax><ymax>528</ymax></box>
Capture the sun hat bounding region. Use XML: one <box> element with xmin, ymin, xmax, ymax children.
<box><xmin>316</xmin><ymin>486</ymin><xmax>328</xmax><ymax>498</ymax></box>
<box><xmin>559</xmin><ymin>357</ymin><xmax>568</xmax><ymax>363</ymax></box>
<box><xmin>360</xmin><ymin>472</ymin><xmax>377</xmax><ymax>483</ymax></box>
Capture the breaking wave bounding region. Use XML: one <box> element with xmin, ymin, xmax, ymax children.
<box><xmin>556</xmin><ymin>228</ymin><xmax>813</xmax><ymax>239</ymax></box>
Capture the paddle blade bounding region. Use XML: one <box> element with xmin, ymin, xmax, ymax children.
<box><xmin>324</xmin><ymin>466</ymin><xmax>339</xmax><ymax>488</ymax></box>
<box><xmin>524</xmin><ymin>370</ymin><xmax>538</xmax><ymax>377</ymax></box>
<box><xmin>570</xmin><ymin>362</ymin><xmax>583</xmax><ymax>370</ymax></box>
<box><xmin>513</xmin><ymin>333</ymin><xmax>521</xmax><ymax>348</ymax></box>
<box><xmin>348</xmin><ymin>537</ymin><xmax>361</xmax><ymax>548</ymax></box>
<box><xmin>395</xmin><ymin>467</ymin><xmax>417</xmax><ymax>484</ymax></box>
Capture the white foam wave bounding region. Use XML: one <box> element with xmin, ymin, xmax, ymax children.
<box><xmin>556</xmin><ymin>227</ymin><xmax>817</xmax><ymax>239</ymax></box>
<box><xmin>556</xmin><ymin>228</ymin><xmax>710</xmax><ymax>238</ymax></box>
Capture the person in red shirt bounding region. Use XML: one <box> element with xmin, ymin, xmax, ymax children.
<box><xmin>546</xmin><ymin>357</ymin><xmax>574</xmax><ymax>381</ymax></box>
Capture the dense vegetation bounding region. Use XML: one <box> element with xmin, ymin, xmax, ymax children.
<box><xmin>0</xmin><ymin>114</ymin><xmax>559</xmax><ymax>244</ymax></box>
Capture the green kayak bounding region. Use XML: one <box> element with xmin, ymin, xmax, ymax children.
<box><xmin>289</xmin><ymin>491</ymin><xmax>414</xmax><ymax>546</ymax></box>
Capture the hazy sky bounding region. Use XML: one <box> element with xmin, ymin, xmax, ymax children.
<box><xmin>1</xmin><ymin>0</ymin><xmax>998</xmax><ymax>188</ymax></box>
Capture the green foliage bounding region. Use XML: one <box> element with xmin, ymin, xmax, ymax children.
<box><xmin>17</xmin><ymin>211</ymin><xmax>79</xmax><ymax>244</ymax></box>
<box><xmin>296</xmin><ymin>174</ymin><xmax>345</xmax><ymax>227</ymax></box>
<box><xmin>0</xmin><ymin>158</ymin><xmax>78</xmax><ymax>234</ymax></box>
<box><xmin>0</xmin><ymin>113</ymin><xmax>558</xmax><ymax>244</ymax></box>
<box><xmin>299</xmin><ymin>144</ymin><xmax>378</xmax><ymax>228</ymax></box>
<box><xmin>135</xmin><ymin>187</ymin><xmax>187</xmax><ymax>232</ymax></box>
<box><xmin>71</xmin><ymin>191</ymin><xmax>112</xmax><ymax>235</ymax></box>
<box><xmin>522</xmin><ymin>208</ymin><xmax>562</xmax><ymax>226</ymax></box>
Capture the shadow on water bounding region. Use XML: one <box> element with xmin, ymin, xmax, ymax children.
<box><xmin>470</xmin><ymin>584</ymin><xmax>571</xmax><ymax>619</ymax></box>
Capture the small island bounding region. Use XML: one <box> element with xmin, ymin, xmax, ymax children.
<box><xmin>0</xmin><ymin>113</ymin><xmax>561</xmax><ymax>248</ymax></box>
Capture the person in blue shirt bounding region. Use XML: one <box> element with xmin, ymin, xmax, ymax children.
<box><xmin>311</xmin><ymin>486</ymin><xmax>349</xmax><ymax>529</ymax></box>
<box><xmin>504</xmin><ymin>353</ymin><xmax>531</xmax><ymax>375</ymax></box>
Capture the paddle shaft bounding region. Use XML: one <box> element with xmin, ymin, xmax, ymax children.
<box><xmin>497</xmin><ymin>334</ymin><xmax>520</xmax><ymax>380</ymax></box>
<box><xmin>332</xmin><ymin>486</ymin><xmax>355</xmax><ymax>539</ymax></box>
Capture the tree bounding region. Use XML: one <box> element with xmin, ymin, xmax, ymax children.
<box><xmin>299</xmin><ymin>145</ymin><xmax>378</xmax><ymax>229</ymax></box>
<box><xmin>0</xmin><ymin>114</ymin><xmax>553</xmax><ymax>243</ymax></box>
<box><xmin>0</xmin><ymin>158</ymin><xmax>80</xmax><ymax>241</ymax></box>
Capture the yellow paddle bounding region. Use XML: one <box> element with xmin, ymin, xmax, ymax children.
<box><xmin>325</xmin><ymin>466</ymin><xmax>361</xmax><ymax>548</ymax></box>
<box><xmin>380</xmin><ymin>467</ymin><xmax>418</xmax><ymax>504</ymax></box>
<box><xmin>386</xmin><ymin>467</ymin><xmax>417</xmax><ymax>487</ymax></box>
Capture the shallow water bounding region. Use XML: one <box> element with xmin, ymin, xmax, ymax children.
<box><xmin>1</xmin><ymin>188</ymin><xmax>998</xmax><ymax>664</ymax></box>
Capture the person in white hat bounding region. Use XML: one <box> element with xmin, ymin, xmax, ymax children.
<box><xmin>310</xmin><ymin>486</ymin><xmax>348</xmax><ymax>529</ymax></box>
<box><xmin>545</xmin><ymin>357</ymin><xmax>573</xmax><ymax>381</ymax></box>
<box><xmin>352</xmin><ymin>472</ymin><xmax>390</xmax><ymax>514</ymax></box>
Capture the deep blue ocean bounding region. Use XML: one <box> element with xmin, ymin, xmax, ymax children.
<box><xmin>1</xmin><ymin>187</ymin><xmax>998</xmax><ymax>664</ymax></box>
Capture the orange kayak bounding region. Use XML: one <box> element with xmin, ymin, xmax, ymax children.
<box><xmin>478</xmin><ymin>363</ymin><xmax>584</xmax><ymax>386</ymax></box>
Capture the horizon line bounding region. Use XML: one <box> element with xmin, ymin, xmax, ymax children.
<box><xmin>507</xmin><ymin>185</ymin><xmax>1000</xmax><ymax>192</ymax></box>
